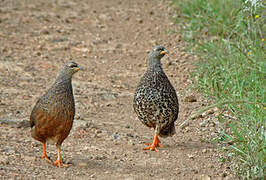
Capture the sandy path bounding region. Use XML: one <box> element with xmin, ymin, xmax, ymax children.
<box><xmin>0</xmin><ymin>0</ymin><xmax>232</xmax><ymax>179</ymax></box>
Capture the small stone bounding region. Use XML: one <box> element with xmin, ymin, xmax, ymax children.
<box><xmin>199</xmin><ymin>119</ymin><xmax>209</xmax><ymax>127</ymax></box>
<box><xmin>184</xmin><ymin>127</ymin><xmax>190</xmax><ymax>132</ymax></box>
<box><xmin>65</xmin><ymin>18</ymin><xmax>71</xmax><ymax>23</ymax></box>
<box><xmin>126</xmin><ymin>133</ymin><xmax>134</xmax><ymax>138</ymax></box>
<box><xmin>202</xmin><ymin>149</ymin><xmax>207</xmax><ymax>153</ymax></box>
<box><xmin>187</xmin><ymin>154</ymin><xmax>194</xmax><ymax>159</ymax></box>
<box><xmin>95</xmin><ymin>155</ymin><xmax>106</xmax><ymax>160</ymax></box>
<box><xmin>201</xmin><ymin>111</ymin><xmax>208</xmax><ymax>117</ymax></box>
<box><xmin>40</xmin><ymin>29</ymin><xmax>49</xmax><ymax>35</ymax></box>
<box><xmin>36</xmin><ymin>52</ymin><xmax>41</xmax><ymax>56</ymax></box>
<box><xmin>199</xmin><ymin>174</ymin><xmax>211</xmax><ymax>180</ymax></box>
<box><xmin>112</xmin><ymin>133</ymin><xmax>120</xmax><ymax>140</ymax></box>
<box><xmin>222</xmin><ymin>172</ymin><xmax>227</xmax><ymax>177</ymax></box>
<box><xmin>184</xmin><ymin>95</ymin><xmax>197</xmax><ymax>102</ymax></box>
<box><xmin>96</xmin><ymin>130</ymin><xmax>102</xmax><ymax>134</ymax></box>
<box><xmin>77</xmin><ymin>161</ymin><xmax>87</xmax><ymax>167</ymax></box>
<box><xmin>71</xmin><ymin>159</ymin><xmax>89</xmax><ymax>167</ymax></box>
<box><xmin>128</xmin><ymin>140</ymin><xmax>135</xmax><ymax>145</ymax></box>
<box><xmin>136</xmin><ymin>18</ymin><xmax>143</xmax><ymax>23</ymax></box>
<box><xmin>199</xmin><ymin>122</ymin><xmax>206</xmax><ymax>127</ymax></box>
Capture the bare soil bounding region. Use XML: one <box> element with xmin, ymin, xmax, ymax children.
<box><xmin>0</xmin><ymin>0</ymin><xmax>233</xmax><ymax>179</ymax></box>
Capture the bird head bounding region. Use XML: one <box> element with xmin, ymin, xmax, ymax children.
<box><xmin>61</xmin><ymin>61</ymin><xmax>82</xmax><ymax>77</ymax></box>
<box><xmin>148</xmin><ymin>46</ymin><xmax>168</xmax><ymax>68</ymax></box>
<box><xmin>149</xmin><ymin>45</ymin><xmax>168</xmax><ymax>60</ymax></box>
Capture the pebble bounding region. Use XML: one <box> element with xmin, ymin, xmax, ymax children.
<box><xmin>112</xmin><ymin>133</ymin><xmax>120</xmax><ymax>140</ymax></box>
<box><xmin>202</xmin><ymin>149</ymin><xmax>207</xmax><ymax>153</ymax></box>
<box><xmin>187</xmin><ymin>154</ymin><xmax>194</xmax><ymax>159</ymax></box>
<box><xmin>184</xmin><ymin>127</ymin><xmax>191</xmax><ymax>132</ymax></box>
<box><xmin>198</xmin><ymin>174</ymin><xmax>211</xmax><ymax>180</ymax></box>
<box><xmin>184</xmin><ymin>95</ymin><xmax>197</xmax><ymax>102</ymax></box>
<box><xmin>199</xmin><ymin>119</ymin><xmax>209</xmax><ymax>127</ymax></box>
<box><xmin>94</xmin><ymin>155</ymin><xmax>106</xmax><ymax>160</ymax></box>
<box><xmin>77</xmin><ymin>161</ymin><xmax>87</xmax><ymax>167</ymax></box>
<box><xmin>128</xmin><ymin>140</ymin><xmax>135</xmax><ymax>145</ymax></box>
<box><xmin>40</xmin><ymin>29</ymin><xmax>49</xmax><ymax>35</ymax></box>
<box><xmin>136</xmin><ymin>18</ymin><xmax>143</xmax><ymax>23</ymax></box>
<box><xmin>95</xmin><ymin>129</ymin><xmax>102</xmax><ymax>134</ymax></box>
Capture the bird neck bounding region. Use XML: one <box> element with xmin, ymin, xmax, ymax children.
<box><xmin>55</xmin><ymin>72</ymin><xmax>72</xmax><ymax>86</ymax></box>
<box><xmin>148</xmin><ymin>57</ymin><xmax>163</xmax><ymax>71</ymax></box>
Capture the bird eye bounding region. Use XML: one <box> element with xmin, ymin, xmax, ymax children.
<box><xmin>156</xmin><ymin>47</ymin><xmax>164</xmax><ymax>52</ymax></box>
<box><xmin>70</xmin><ymin>63</ymin><xmax>78</xmax><ymax>68</ymax></box>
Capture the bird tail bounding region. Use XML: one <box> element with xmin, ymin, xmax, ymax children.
<box><xmin>159</xmin><ymin>122</ymin><xmax>176</xmax><ymax>138</ymax></box>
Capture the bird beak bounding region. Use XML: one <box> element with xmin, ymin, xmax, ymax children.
<box><xmin>74</xmin><ymin>65</ymin><xmax>82</xmax><ymax>72</ymax></box>
<box><xmin>160</xmin><ymin>49</ymin><xmax>168</xmax><ymax>55</ymax></box>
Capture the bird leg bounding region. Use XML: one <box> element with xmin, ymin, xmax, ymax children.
<box><xmin>42</xmin><ymin>143</ymin><xmax>52</xmax><ymax>163</ymax></box>
<box><xmin>53</xmin><ymin>146</ymin><xmax>69</xmax><ymax>168</ymax></box>
<box><xmin>144</xmin><ymin>138</ymin><xmax>162</xmax><ymax>146</ymax></box>
<box><xmin>144</xmin><ymin>133</ymin><xmax>162</xmax><ymax>151</ymax></box>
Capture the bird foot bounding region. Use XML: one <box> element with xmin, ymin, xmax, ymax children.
<box><xmin>53</xmin><ymin>160</ymin><xmax>70</xmax><ymax>168</ymax></box>
<box><xmin>144</xmin><ymin>142</ymin><xmax>163</xmax><ymax>147</ymax></box>
<box><xmin>143</xmin><ymin>142</ymin><xmax>162</xmax><ymax>151</ymax></box>
<box><xmin>143</xmin><ymin>134</ymin><xmax>162</xmax><ymax>151</ymax></box>
<box><xmin>143</xmin><ymin>144</ymin><xmax>159</xmax><ymax>152</ymax></box>
<box><xmin>42</xmin><ymin>154</ymin><xmax>52</xmax><ymax>163</ymax></box>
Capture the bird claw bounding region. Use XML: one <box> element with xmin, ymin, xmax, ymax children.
<box><xmin>144</xmin><ymin>142</ymin><xmax>163</xmax><ymax>147</ymax></box>
<box><xmin>53</xmin><ymin>160</ymin><xmax>70</xmax><ymax>168</ymax></box>
<box><xmin>42</xmin><ymin>154</ymin><xmax>52</xmax><ymax>163</ymax></box>
<box><xmin>143</xmin><ymin>134</ymin><xmax>162</xmax><ymax>151</ymax></box>
<box><xmin>143</xmin><ymin>145</ymin><xmax>159</xmax><ymax>152</ymax></box>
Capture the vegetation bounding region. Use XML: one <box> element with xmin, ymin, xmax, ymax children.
<box><xmin>172</xmin><ymin>0</ymin><xmax>265</xmax><ymax>178</ymax></box>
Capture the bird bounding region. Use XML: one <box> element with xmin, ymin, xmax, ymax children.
<box><xmin>30</xmin><ymin>61</ymin><xmax>82</xmax><ymax>167</ymax></box>
<box><xmin>133</xmin><ymin>46</ymin><xmax>179</xmax><ymax>151</ymax></box>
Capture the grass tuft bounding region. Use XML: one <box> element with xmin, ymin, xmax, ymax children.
<box><xmin>172</xmin><ymin>0</ymin><xmax>265</xmax><ymax>178</ymax></box>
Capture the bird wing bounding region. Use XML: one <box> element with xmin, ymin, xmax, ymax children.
<box><xmin>29</xmin><ymin>97</ymin><xmax>50</xmax><ymax>128</ymax></box>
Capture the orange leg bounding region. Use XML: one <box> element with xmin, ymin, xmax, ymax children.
<box><xmin>144</xmin><ymin>133</ymin><xmax>162</xmax><ymax>151</ymax></box>
<box><xmin>144</xmin><ymin>138</ymin><xmax>162</xmax><ymax>146</ymax></box>
<box><xmin>42</xmin><ymin>143</ymin><xmax>52</xmax><ymax>163</ymax></box>
<box><xmin>53</xmin><ymin>147</ymin><xmax>69</xmax><ymax>168</ymax></box>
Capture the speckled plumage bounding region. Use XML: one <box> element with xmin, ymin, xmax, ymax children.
<box><xmin>30</xmin><ymin>61</ymin><xmax>81</xmax><ymax>167</ymax></box>
<box><xmin>133</xmin><ymin>46</ymin><xmax>179</xmax><ymax>150</ymax></box>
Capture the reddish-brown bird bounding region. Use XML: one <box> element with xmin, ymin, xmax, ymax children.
<box><xmin>30</xmin><ymin>62</ymin><xmax>81</xmax><ymax>167</ymax></box>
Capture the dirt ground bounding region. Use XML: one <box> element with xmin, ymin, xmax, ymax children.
<box><xmin>0</xmin><ymin>0</ymin><xmax>233</xmax><ymax>179</ymax></box>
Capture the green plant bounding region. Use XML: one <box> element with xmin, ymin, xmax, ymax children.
<box><xmin>173</xmin><ymin>0</ymin><xmax>265</xmax><ymax>178</ymax></box>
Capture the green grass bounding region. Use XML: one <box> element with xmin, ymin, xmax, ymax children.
<box><xmin>172</xmin><ymin>0</ymin><xmax>265</xmax><ymax>179</ymax></box>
